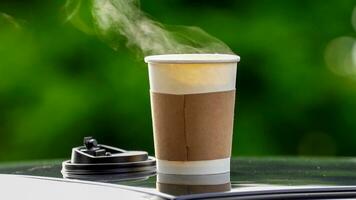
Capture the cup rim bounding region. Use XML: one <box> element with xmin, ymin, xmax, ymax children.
<box><xmin>144</xmin><ymin>53</ymin><xmax>240</xmax><ymax>64</ymax></box>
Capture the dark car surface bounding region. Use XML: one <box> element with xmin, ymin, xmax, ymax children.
<box><xmin>2</xmin><ymin>157</ymin><xmax>356</xmax><ymax>199</ymax></box>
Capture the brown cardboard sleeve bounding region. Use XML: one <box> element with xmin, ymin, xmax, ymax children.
<box><xmin>150</xmin><ymin>90</ymin><xmax>235</xmax><ymax>161</ymax></box>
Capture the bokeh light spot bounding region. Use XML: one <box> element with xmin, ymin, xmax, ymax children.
<box><xmin>325</xmin><ymin>36</ymin><xmax>356</xmax><ymax>77</ymax></box>
<box><xmin>352</xmin><ymin>6</ymin><xmax>356</xmax><ymax>32</ymax></box>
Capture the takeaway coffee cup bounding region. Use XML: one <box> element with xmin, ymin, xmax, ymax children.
<box><xmin>145</xmin><ymin>54</ymin><xmax>240</xmax><ymax>175</ymax></box>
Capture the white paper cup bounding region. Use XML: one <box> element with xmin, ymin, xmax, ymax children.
<box><xmin>145</xmin><ymin>54</ymin><xmax>240</xmax><ymax>175</ymax></box>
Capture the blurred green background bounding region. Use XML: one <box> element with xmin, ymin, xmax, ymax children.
<box><xmin>0</xmin><ymin>0</ymin><xmax>356</xmax><ymax>162</ymax></box>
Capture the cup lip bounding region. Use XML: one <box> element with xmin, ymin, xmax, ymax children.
<box><xmin>144</xmin><ymin>53</ymin><xmax>240</xmax><ymax>64</ymax></box>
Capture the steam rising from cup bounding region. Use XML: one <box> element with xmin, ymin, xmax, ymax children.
<box><xmin>65</xmin><ymin>0</ymin><xmax>239</xmax><ymax>175</ymax></box>
<box><xmin>66</xmin><ymin>0</ymin><xmax>234</xmax><ymax>56</ymax></box>
<box><xmin>0</xmin><ymin>12</ymin><xmax>22</xmax><ymax>30</ymax></box>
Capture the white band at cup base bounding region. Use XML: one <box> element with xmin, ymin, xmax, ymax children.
<box><xmin>156</xmin><ymin>158</ymin><xmax>230</xmax><ymax>175</ymax></box>
<box><xmin>157</xmin><ymin>172</ymin><xmax>230</xmax><ymax>185</ymax></box>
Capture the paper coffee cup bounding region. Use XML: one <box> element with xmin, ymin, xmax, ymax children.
<box><xmin>145</xmin><ymin>54</ymin><xmax>240</xmax><ymax>175</ymax></box>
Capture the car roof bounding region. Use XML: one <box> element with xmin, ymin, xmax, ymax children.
<box><xmin>2</xmin><ymin>157</ymin><xmax>356</xmax><ymax>199</ymax></box>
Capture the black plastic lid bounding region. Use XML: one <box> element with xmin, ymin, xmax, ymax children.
<box><xmin>62</xmin><ymin>137</ymin><xmax>156</xmax><ymax>181</ymax></box>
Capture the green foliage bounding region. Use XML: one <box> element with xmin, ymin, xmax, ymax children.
<box><xmin>0</xmin><ymin>0</ymin><xmax>355</xmax><ymax>161</ymax></box>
